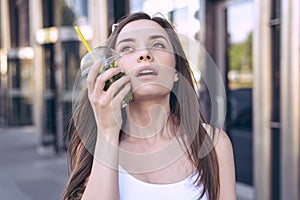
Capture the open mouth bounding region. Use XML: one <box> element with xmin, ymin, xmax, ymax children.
<box><xmin>135</xmin><ymin>66</ymin><xmax>158</xmax><ymax>77</ymax></box>
<box><xmin>138</xmin><ymin>69</ymin><xmax>157</xmax><ymax>76</ymax></box>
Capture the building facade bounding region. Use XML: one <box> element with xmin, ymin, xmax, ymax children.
<box><xmin>0</xmin><ymin>0</ymin><xmax>299</xmax><ymax>199</ymax></box>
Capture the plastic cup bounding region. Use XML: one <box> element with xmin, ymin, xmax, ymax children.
<box><xmin>80</xmin><ymin>46</ymin><xmax>133</xmax><ymax>108</ymax></box>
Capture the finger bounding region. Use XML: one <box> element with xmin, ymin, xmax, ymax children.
<box><xmin>112</xmin><ymin>82</ymin><xmax>131</xmax><ymax>107</ymax></box>
<box><xmin>99</xmin><ymin>75</ymin><xmax>130</xmax><ymax>105</ymax></box>
<box><xmin>94</xmin><ymin>67</ymin><xmax>125</xmax><ymax>94</ymax></box>
<box><xmin>105</xmin><ymin>75</ymin><xmax>130</xmax><ymax>97</ymax></box>
<box><xmin>86</xmin><ymin>61</ymin><xmax>102</xmax><ymax>94</ymax></box>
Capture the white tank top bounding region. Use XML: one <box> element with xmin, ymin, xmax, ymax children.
<box><xmin>118</xmin><ymin>166</ymin><xmax>208</xmax><ymax>200</ymax></box>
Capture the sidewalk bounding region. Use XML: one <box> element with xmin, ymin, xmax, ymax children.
<box><xmin>0</xmin><ymin>127</ymin><xmax>68</xmax><ymax>200</ymax></box>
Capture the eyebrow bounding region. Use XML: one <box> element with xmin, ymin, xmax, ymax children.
<box><xmin>149</xmin><ymin>35</ymin><xmax>169</xmax><ymax>43</ymax></box>
<box><xmin>116</xmin><ymin>38</ymin><xmax>135</xmax><ymax>46</ymax></box>
<box><xmin>116</xmin><ymin>34</ymin><xmax>169</xmax><ymax>46</ymax></box>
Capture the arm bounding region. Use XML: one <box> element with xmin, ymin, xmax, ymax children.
<box><xmin>215</xmin><ymin>130</ymin><xmax>237</xmax><ymax>200</ymax></box>
<box><xmin>81</xmin><ymin>64</ymin><xmax>131</xmax><ymax>200</ymax></box>
<box><xmin>82</xmin><ymin>130</ymin><xmax>120</xmax><ymax>200</ymax></box>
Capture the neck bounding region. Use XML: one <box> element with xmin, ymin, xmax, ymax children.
<box><xmin>123</xmin><ymin>97</ymin><xmax>171</xmax><ymax>139</ymax></box>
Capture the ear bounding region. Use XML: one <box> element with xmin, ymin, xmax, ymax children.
<box><xmin>174</xmin><ymin>72</ymin><xmax>179</xmax><ymax>82</ymax></box>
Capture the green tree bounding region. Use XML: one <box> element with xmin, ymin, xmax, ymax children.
<box><xmin>229</xmin><ymin>32</ymin><xmax>253</xmax><ymax>72</ymax></box>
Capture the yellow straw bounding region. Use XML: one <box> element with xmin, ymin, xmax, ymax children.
<box><xmin>74</xmin><ymin>26</ymin><xmax>92</xmax><ymax>52</ymax></box>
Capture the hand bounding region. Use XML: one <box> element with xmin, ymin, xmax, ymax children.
<box><xmin>86</xmin><ymin>62</ymin><xmax>131</xmax><ymax>138</ymax></box>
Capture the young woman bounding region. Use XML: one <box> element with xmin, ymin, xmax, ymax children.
<box><xmin>62</xmin><ymin>12</ymin><xmax>236</xmax><ymax>200</ymax></box>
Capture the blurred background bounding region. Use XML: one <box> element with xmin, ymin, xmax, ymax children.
<box><xmin>0</xmin><ymin>0</ymin><xmax>299</xmax><ymax>200</ymax></box>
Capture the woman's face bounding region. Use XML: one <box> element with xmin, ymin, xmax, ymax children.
<box><xmin>115</xmin><ymin>19</ymin><xmax>177</xmax><ymax>100</ymax></box>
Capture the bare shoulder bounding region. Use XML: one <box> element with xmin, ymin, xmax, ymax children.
<box><xmin>214</xmin><ymin>129</ymin><xmax>234</xmax><ymax>161</ymax></box>
<box><xmin>215</xmin><ymin>130</ymin><xmax>237</xmax><ymax>199</ymax></box>
<box><xmin>204</xmin><ymin>125</ymin><xmax>237</xmax><ymax>199</ymax></box>
<box><xmin>203</xmin><ymin>124</ymin><xmax>233</xmax><ymax>156</ymax></box>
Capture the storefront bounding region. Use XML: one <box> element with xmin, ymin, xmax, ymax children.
<box><xmin>0</xmin><ymin>0</ymin><xmax>115</xmax><ymax>152</ymax></box>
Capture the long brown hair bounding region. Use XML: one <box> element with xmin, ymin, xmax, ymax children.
<box><xmin>62</xmin><ymin>12</ymin><xmax>219</xmax><ymax>200</ymax></box>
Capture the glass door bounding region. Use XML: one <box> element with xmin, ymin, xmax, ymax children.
<box><xmin>226</xmin><ymin>0</ymin><xmax>254</xmax><ymax>186</ymax></box>
<box><xmin>6</xmin><ymin>56</ymin><xmax>34</xmax><ymax>126</ymax></box>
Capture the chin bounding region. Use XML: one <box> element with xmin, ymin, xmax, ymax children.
<box><xmin>132</xmin><ymin>87</ymin><xmax>171</xmax><ymax>101</ymax></box>
<box><xmin>134</xmin><ymin>83</ymin><xmax>170</xmax><ymax>93</ymax></box>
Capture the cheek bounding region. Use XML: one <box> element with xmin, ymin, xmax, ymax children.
<box><xmin>161</xmin><ymin>54</ymin><xmax>176</xmax><ymax>69</ymax></box>
<box><xmin>169</xmin><ymin>55</ymin><xmax>176</xmax><ymax>68</ymax></box>
<box><xmin>117</xmin><ymin>55</ymin><xmax>134</xmax><ymax>71</ymax></box>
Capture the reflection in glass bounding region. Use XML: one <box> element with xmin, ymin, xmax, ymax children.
<box><xmin>226</xmin><ymin>0</ymin><xmax>254</xmax><ymax>186</ymax></box>
<box><xmin>227</xmin><ymin>1</ymin><xmax>253</xmax><ymax>90</ymax></box>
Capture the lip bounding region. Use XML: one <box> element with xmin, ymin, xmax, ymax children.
<box><xmin>135</xmin><ymin>65</ymin><xmax>159</xmax><ymax>78</ymax></box>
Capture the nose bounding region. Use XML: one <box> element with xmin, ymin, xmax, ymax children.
<box><xmin>137</xmin><ymin>49</ymin><xmax>154</xmax><ymax>63</ymax></box>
